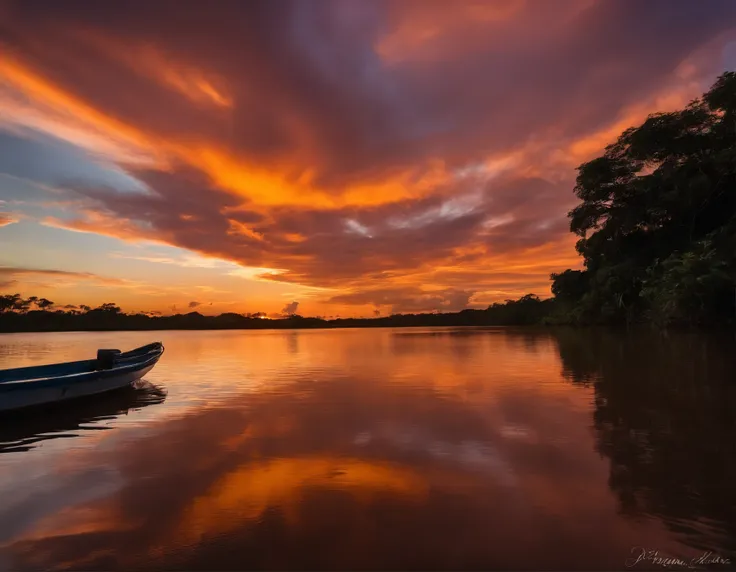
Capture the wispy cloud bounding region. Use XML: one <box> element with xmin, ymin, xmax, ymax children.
<box><xmin>0</xmin><ymin>212</ymin><xmax>19</xmax><ymax>227</ymax></box>
<box><xmin>329</xmin><ymin>287</ymin><xmax>475</xmax><ymax>314</ymax></box>
<box><xmin>110</xmin><ymin>251</ymin><xmax>233</xmax><ymax>269</ymax></box>
<box><xmin>0</xmin><ymin>266</ymin><xmax>133</xmax><ymax>287</ymax></box>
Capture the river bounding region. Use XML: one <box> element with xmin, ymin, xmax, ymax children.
<box><xmin>0</xmin><ymin>328</ymin><xmax>734</xmax><ymax>570</ymax></box>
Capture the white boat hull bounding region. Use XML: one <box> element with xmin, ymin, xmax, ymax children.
<box><xmin>0</xmin><ymin>364</ymin><xmax>155</xmax><ymax>413</ymax></box>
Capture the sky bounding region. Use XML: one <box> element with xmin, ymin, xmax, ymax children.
<box><xmin>1</xmin><ymin>0</ymin><xmax>736</xmax><ymax>318</ymax></box>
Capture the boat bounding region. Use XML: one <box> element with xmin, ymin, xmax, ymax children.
<box><xmin>0</xmin><ymin>342</ymin><xmax>164</xmax><ymax>413</ymax></box>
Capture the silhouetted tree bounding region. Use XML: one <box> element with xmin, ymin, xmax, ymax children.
<box><xmin>550</xmin><ymin>270</ymin><xmax>589</xmax><ymax>303</ymax></box>
<box><xmin>0</xmin><ymin>294</ymin><xmax>18</xmax><ymax>313</ymax></box>
<box><xmin>551</xmin><ymin>72</ymin><xmax>736</xmax><ymax>327</ymax></box>
<box><xmin>94</xmin><ymin>303</ymin><xmax>122</xmax><ymax>314</ymax></box>
<box><xmin>15</xmin><ymin>296</ymin><xmax>31</xmax><ymax>312</ymax></box>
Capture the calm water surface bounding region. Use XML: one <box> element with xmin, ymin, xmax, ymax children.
<box><xmin>0</xmin><ymin>328</ymin><xmax>734</xmax><ymax>571</ymax></box>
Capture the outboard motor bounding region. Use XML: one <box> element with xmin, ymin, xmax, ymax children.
<box><xmin>96</xmin><ymin>349</ymin><xmax>121</xmax><ymax>370</ymax></box>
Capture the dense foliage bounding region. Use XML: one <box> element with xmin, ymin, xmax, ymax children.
<box><xmin>549</xmin><ymin>72</ymin><xmax>736</xmax><ymax>327</ymax></box>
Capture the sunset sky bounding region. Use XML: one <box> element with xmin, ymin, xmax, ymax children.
<box><xmin>1</xmin><ymin>0</ymin><xmax>736</xmax><ymax>317</ymax></box>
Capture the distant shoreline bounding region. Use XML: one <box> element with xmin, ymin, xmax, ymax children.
<box><xmin>1</xmin><ymin>321</ymin><xmax>732</xmax><ymax>335</ymax></box>
<box><xmin>0</xmin><ymin>312</ymin><xmax>551</xmax><ymax>334</ymax></box>
<box><xmin>0</xmin><ymin>294</ymin><xmax>559</xmax><ymax>333</ymax></box>
<box><xmin>3</xmin><ymin>289</ymin><xmax>734</xmax><ymax>334</ymax></box>
<box><xmin>0</xmin><ymin>323</ymin><xmax>539</xmax><ymax>334</ymax></box>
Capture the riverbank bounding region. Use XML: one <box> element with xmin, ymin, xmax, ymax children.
<box><xmin>2</xmin><ymin>291</ymin><xmax>734</xmax><ymax>334</ymax></box>
<box><xmin>0</xmin><ymin>306</ymin><xmax>551</xmax><ymax>333</ymax></box>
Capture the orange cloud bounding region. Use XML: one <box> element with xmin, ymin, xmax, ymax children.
<box><xmin>134</xmin><ymin>45</ymin><xmax>234</xmax><ymax>110</ymax></box>
<box><xmin>377</xmin><ymin>0</ymin><xmax>528</xmax><ymax>63</ymax></box>
<box><xmin>0</xmin><ymin>53</ymin><xmax>452</xmax><ymax>212</ymax></box>
<box><xmin>40</xmin><ymin>210</ymin><xmax>165</xmax><ymax>245</ymax></box>
<box><xmin>0</xmin><ymin>266</ymin><xmax>137</xmax><ymax>288</ymax></box>
<box><xmin>0</xmin><ymin>212</ymin><xmax>18</xmax><ymax>226</ymax></box>
<box><xmin>0</xmin><ymin>54</ymin><xmax>162</xmax><ymax>166</ymax></box>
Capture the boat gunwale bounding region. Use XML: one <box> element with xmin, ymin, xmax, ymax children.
<box><xmin>0</xmin><ymin>343</ymin><xmax>164</xmax><ymax>387</ymax></box>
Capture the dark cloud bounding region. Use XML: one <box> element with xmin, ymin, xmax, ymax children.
<box><xmin>329</xmin><ymin>287</ymin><xmax>474</xmax><ymax>314</ymax></box>
<box><xmin>33</xmin><ymin>169</ymin><xmax>595</xmax><ymax>297</ymax></box>
<box><xmin>482</xmin><ymin>176</ymin><xmax>576</xmax><ymax>250</ymax></box>
<box><xmin>75</xmin><ymin>165</ymin><xmax>264</xmax><ymax>255</ymax></box>
<box><xmin>281</xmin><ymin>301</ymin><xmax>299</xmax><ymax>315</ymax></box>
<box><xmin>188</xmin><ymin>301</ymin><xmax>201</xmax><ymax>308</ymax></box>
<box><xmin>47</xmin><ymin>163</ymin><xmax>495</xmax><ymax>289</ymax></box>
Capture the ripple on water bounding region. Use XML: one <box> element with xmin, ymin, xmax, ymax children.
<box><xmin>0</xmin><ymin>328</ymin><xmax>734</xmax><ymax>570</ymax></box>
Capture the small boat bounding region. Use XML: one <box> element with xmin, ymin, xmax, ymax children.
<box><xmin>0</xmin><ymin>342</ymin><xmax>164</xmax><ymax>413</ymax></box>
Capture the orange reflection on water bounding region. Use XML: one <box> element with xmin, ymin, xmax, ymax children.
<box><xmin>171</xmin><ymin>457</ymin><xmax>429</xmax><ymax>545</ymax></box>
<box><xmin>2</xmin><ymin>328</ymin><xmax>732</xmax><ymax>570</ymax></box>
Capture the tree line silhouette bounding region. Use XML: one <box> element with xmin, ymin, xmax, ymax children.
<box><xmin>2</xmin><ymin>73</ymin><xmax>736</xmax><ymax>332</ymax></box>
<box><xmin>0</xmin><ymin>293</ymin><xmax>553</xmax><ymax>332</ymax></box>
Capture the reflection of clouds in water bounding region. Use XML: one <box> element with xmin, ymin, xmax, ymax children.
<box><xmin>0</xmin><ymin>466</ymin><xmax>122</xmax><ymax>544</ymax></box>
<box><xmin>352</xmin><ymin>424</ymin><xmax>517</xmax><ymax>487</ymax></box>
<box><xmin>500</xmin><ymin>423</ymin><xmax>537</xmax><ymax>442</ymax></box>
<box><xmin>2</xmin><ymin>329</ymin><xmax>706</xmax><ymax>570</ymax></box>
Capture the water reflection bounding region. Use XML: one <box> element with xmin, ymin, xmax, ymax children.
<box><xmin>0</xmin><ymin>328</ymin><xmax>733</xmax><ymax>570</ymax></box>
<box><xmin>551</xmin><ymin>329</ymin><xmax>736</xmax><ymax>558</ymax></box>
<box><xmin>0</xmin><ymin>382</ymin><xmax>167</xmax><ymax>453</ymax></box>
<box><xmin>285</xmin><ymin>331</ymin><xmax>299</xmax><ymax>355</ymax></box>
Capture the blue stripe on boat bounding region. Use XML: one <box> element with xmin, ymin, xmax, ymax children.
<box><xmin>0</xmin><ymin>360</ymin><xmax>97</xmax><ymax>384</ymax></box>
